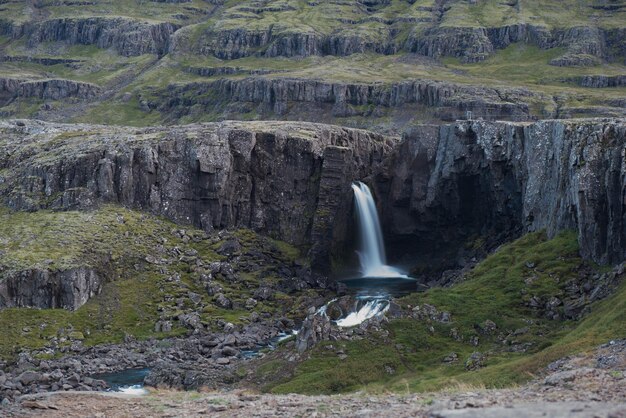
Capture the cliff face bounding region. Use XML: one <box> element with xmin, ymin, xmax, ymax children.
<box><xmin>17</xmin><ymin>79</ymin><xmax>102</xmax><ymax>100</ymax></box>
<box><xmin>1</xmin><ymin>78</ymin><xmax>101</xmax><ymax>101</ymax></box>
<box><xmin>407</xmin><ymin>24</ymin><xmax>623</xmax><ymax>65</ymax></box>
<box><xmin>185</xmin><ymin>27</ymin><xmax>396</xmax><ymax>59</ymax></box>
<box><xmin>0</xmin><ymin>120</ymin><xmax>393</xmax><ymax>271</ymax></box>
<box><xmin>377</xmin><ymin>119</ymin><xmax>626</xmax><ymax>269</ymax></box>
<box><xmin>19</xmin><ymin>18</ymin><xmax>179</xmax><ymax>57</ymax></box>
<box><xmin>0</xmin><ymin>267</ymin><xmax>102</xmax><ymax>310</ymax></box>
<box><xmin>0</xmin><ymin>118</ymin><xmax>624</xmax><ymax>274</ymax></box>
<box><xmin>155</xmin><ymin>77</ymin><xmax>536</xmax><ymax>122</ymax></box>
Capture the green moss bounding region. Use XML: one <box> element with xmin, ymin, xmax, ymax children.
<box><xmin>263</xmin><ymin>230</ymin><xmax>624</xmax><ymax>394</ymax></box>
<box><xmin>0</xmin><ymin>205</ymin><xmax>181</xmax><ymax>272</ymax></box>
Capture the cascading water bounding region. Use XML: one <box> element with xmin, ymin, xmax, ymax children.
<box><xmin>316</xmin><ymin>296</ymin><xmax>390</xmax><ymax>328</ymax></box>
<box><xmin>335</xmin><ymin>298</ymin><xmax>390</xmax><ymax>328</ymax></box>
<box><xmin>351</xmin><ymin>181</ymin><xmax>407</xmax><ymax>278</ymax></box>
<box><xmin>292</xmin><ymin>182</ymin><xmax>414</xmax><ymax>330</ymax></box>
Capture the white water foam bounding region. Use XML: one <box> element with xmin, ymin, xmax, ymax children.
<box><xmin>335</xmin><ymin>299</ymin><xmax>389</xmax><ymax>327</ymax></box>
<box><xmin>118</xmin><ymin>385</ymin><xmax>148</xmax><ymax>395</ymax></box>
<box><xmin>276</xmin><ymin>330</ymin><xmax>298</xmax><ymax>343</ymax></box>
<box><xmin>351</xmin><ymin>182</ymin><xmax>407</xmax><ymax>278</ymax></box>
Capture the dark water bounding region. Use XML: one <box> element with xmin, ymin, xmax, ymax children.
<box><xmin>241</xmin><ymin>331</ymin><xmax>297</xmax><ymax>359</ymax></box>
<box><xmin>339</xmin><ymin>276</ymin><xmax>427</xmax><ymax>299</ymax></box>
<box><xmin>91</xmin><ymin>368</ymin><xmax>150</xmax><ymax>392</ymax></box>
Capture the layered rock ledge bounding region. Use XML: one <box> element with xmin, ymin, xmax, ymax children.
<box><xmin>0</xmin><ymin>118</ymin><xmax>624</xmax><ymax>272</ymax></box>
<box><xmin>0</xmin><ymin>120</ymin><xmax>394</xmax><ymax>271</ymax></box>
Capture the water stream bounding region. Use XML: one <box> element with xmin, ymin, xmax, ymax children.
<box><xmin>327</xmin><ymin>182</ymin><xmax>419</xmax><ymax>327</ymax></box>
<box><xmin>100</xmin><ymin>183</ymin><xmax>418</xmax><ymax>383</ymax></box>
<box><xmin>91</xmin><ymin>368</ymin><xmax>150</xmax><ymax>395</ymax></box>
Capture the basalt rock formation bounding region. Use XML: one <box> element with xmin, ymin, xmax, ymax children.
<box><xmin>376</xmin><ymin>118</ymin><xmax>626</xmax><ymax>272</ymax></box>
<box><xmin>0</xmin><ymin>118</ymin><xmax>624</xmax><ymax>274</ymax></box>
<box><xmin>579</xmin><ymin>75</ymin><xmax>626</xmax><ymax>88</ymax></box>
<box><xmin>182</xmin><ymin>27</ymin><xmax>397</xmax><ymax>59</ymax></box>
<box><xmin>0</xmin><ymin>267</ymin><xmax>102</xmax><ymax>310</ymax></box>
<box><xmin>0</xmin><ymin>120</ymin><xmax>393</xmax><ymax>271</ymax></box>
<box><xmin>18</xmin><ymin>18</ymin><xmax>179</xmax><ymax>57</ymax></box>
<box><xmin>17</xmin><ymin>79</ymin><xmax>102</xmax><ymax>100</ymax></box>
<box><xmin>0</xmin><ymin>78</ymin><xmax>101</xmax><ymax>101</ymax></box>
<box><xmin>0</xmin><ymin>1</ymin><xmax>622</xmax><ymax>127</ymax></box>
<box><xmin>153</xmin><ymin>77</ymin><xmax>537</xmax><ymax>123</ymax></box>
<box><xmin>407</xmin><ymin>24</ymin><xmax>625</xmax><ymax>65</ymax></box>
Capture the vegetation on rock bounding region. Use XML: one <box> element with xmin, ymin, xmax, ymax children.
<box><xmin>0</xmin><ymin>204</ymin><xmax>312</xmax><ymax>360</ymax></box>
<box><xmin>256</xmin><ymin>231</ymin><xmax>625</xmax><ymax>394</ymax></box>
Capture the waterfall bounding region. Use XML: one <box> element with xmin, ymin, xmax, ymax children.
<box><xmin>316</xmin><ymin>297</ymin><xmax>390</xmax><ymax>328</ymax></box>
<box><xmin>335</xmin><ymin>298</ymin><xmax>390</xmax><ymax>327</ymax></box>
<box><xmin>351</xmin><ymin>182</ymin><xmax>407</xmax><ymax>278</ymax></box>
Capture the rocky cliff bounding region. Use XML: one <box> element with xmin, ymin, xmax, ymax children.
<box><xmin>1</xmin><ymin>78</ymin><xmax>101</xmax><ymax>101</ymax></box>
<box><xmin>0</xmin><ymin>118</ymin><xmax>624</xmax><ymax>274</ymax></box>
<box><xmin>177</xmin><ymin>18</ymin><xmax>625</xmax><ymax>65</ymax></box>
<box><xmin>376</xmin><ymin>118</ymin><xmax>626</xmax><ymax>272</ymax></box>
<box><xmin>17</xmin><ymin>79</ymin><xmax>102</xmax><ymax>100</ymax></box>
<box><xmin>183</xmin><ymin>27</ymin><xmax>397</xmax><ymax>59</ymax></box>
<box><xmin>153</xmin><ymin>77</ymin><xmax>537</xmax><ymax>122</ymax></box>
<box><xmin>408</xmin><ymin>25</ymin><xmax>625</xmax><ymax>65</ymax></box>
<box><xmin>18</xmin><ymin>18</ymin><xmax>179</xmax><ymax>57</ymax></box>
<box><xmin>0</xmin><ymin>267</ymin><xmax>101</xmax><ymax>310</ymax></box>
<box><xmin>0</xmin><ymin>120</ymin><xmax>393</xmax><ymax>271</ymax></box>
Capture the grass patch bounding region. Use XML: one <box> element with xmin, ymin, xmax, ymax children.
<box><xmin>263</xmin><ymin>231</ymin><xmax>624</xmax><ymax>394</ymax></box>
<box><xmin>0</xmin><ymin>204</ymin><xmax>310</xmax><ymax>359</ymax></box>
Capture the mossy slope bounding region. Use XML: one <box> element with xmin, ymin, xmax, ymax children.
<box><xmin>263</xmin><ymin>231</ymin><xmax>624</xmax><ymax>394</ymax></box>
<box><xmin>0</xmin><ymin>205</ymin><xmax>307</xmax><ymax>360</ymax></box>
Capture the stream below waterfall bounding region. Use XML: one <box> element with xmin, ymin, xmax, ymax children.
<box><xmin>321</xmin><ymin>182</ymin><xmax>422</xmax><ymax>327</ymax></box>
<box><xmin>90</xmin><ymin>182</ymin><xmax>423</xmax><ymax>392</ymax></box>
<box><xmin>91</xmin><ymin>368</ymin><xmax>150</xmax><ymax>394</ymax></box>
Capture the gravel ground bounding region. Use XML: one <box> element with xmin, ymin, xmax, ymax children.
<box><xmin>4</xmin><ymin>340</ymin><xmax>625</xmax><ymax>418</ymax></box>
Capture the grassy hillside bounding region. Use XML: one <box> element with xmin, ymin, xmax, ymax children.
<box><xmin>259</xmin><ymin>231</ymin><xmax>624</xmax><ymax>394</ymax></box>
<box><xmin>0</xmin><ymin>0</ymin><xmax>623</xmax><ymax>128</ymax></box>
<box><xmin>0</xmin><ymin>205</ymin><xmax>310</xmax><ymax>360</ymax></box>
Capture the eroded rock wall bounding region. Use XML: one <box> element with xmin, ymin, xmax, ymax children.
<box><xmin>377</xmin><ymin>119</ymin><xmax>626</xmax><ymax>269</ymax></box>
<box><xmin>0</xmin><ymin>118</ymin><xmax>623</xmax><ymax>276</ymax></box>
<box><xmin>19</xmin><ymin>18</ymin><xmax>179</xmax><ymax>57</ymax></box>
<box><xmin>0</xmin><ymin>267</ymin><xmax>102</xmax><ymax>310</ymax></box>
<box><xmin>0</xmin><ymin>120</ymin><xmax>393</xmax><ymax>271</ymax></box>
<box><xmin>154</xmin><ymin>77</ymin><xmax>535</xmax><ymax>122</ymax></box>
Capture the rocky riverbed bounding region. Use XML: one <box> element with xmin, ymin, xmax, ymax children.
<box><xmin>2</xmin><ymin>339</ymin><xmax>625</xmax><ymax>417</ymax></box>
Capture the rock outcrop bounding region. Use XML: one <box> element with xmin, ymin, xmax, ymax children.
<box><xmin>0</xmin><ymin>120</ymin><xmax>393</xmax><ymax>270</ymax></box>
<box><xmin>1</xmin><ymin>78</ymin><xmax>101</xmax><ymax>101</ymax></box>
<box><xmin>0</xmin><ymin>267</ymin><xmax>102</xmax><ymax>310</ymax></box>
<box><xmin>178</xmin><ymin>26</ymin><xmax>396</xmax><ymax>59</ymax></box>
<box><xmin>376</xmin><ymin>119</ymin><xmax>626</xmax><ymax>269</ymax></box>
<box><xmin>18</xmin><ymin>18</ymin><xmax>179</xmax><ymax>57</ymax></box>
<box><xmin>0</xmin><ymin>118</ymin><xmax>624</xmax><ymax>272</ymax></box>
<box><xmin>579</xmin><ymin>75</ymin><xmax>626</xmax><ymax>88</ymax></box>
<box><xmin>17</xmin><ymin>79</ymin><xmax>101</xmax><ymax>100</ymax></box>
<box><xmin>407</xmin><ymin>24</ymin><xmax>622</xmax><ymax>64</ymax></box>
<box><xmin>0</xmin><ymin>78</ymin><xmax>24</xmax><ymax>104</ymax></box>
<box><xmin>154</xmin><ymin>77</ymin><xmax>536</xmax><ymax>122</ymax></box>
